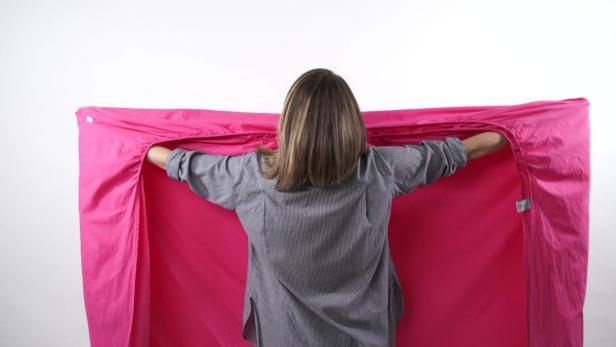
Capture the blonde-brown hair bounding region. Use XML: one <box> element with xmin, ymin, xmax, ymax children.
<box><xmin>256</xmin><ymin>68</ymin><xmax>369</xmax><ymax>190</ymax></box>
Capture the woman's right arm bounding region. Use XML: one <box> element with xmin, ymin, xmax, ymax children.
<box><xmin>461</xmin><ymin>131</ymin><xmax>508</xmax><ymax>160</ymax></box>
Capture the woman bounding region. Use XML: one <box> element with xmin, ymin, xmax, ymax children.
<box><xmin>147</xmin><ymin>68</ymin><xmax>507</xmax><ymax>346</ymax></box>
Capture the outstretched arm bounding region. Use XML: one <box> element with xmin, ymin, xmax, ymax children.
<box><xmin>146</xmin><ymin>145</ymin><xmax>246</xmax><ymax>210</ymax></box>
<box><xmin>461</xmin><ymin>131</ymin><xmax>508</xmax><ymax>160</ymax></box>
<box><xmin>147</xmin><ymin>145</ymin><xmax>171</xmax><ymax>169</ymax></box>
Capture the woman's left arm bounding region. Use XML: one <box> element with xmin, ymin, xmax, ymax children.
<box><xmin>146</xmin><ymin>145</ymin><xmax>247</xmax><ymax>210</ymax></box>
<box><xmin>147</xmin><ymin>146</ymin><xmax>172</xmax><ymax>170</ymax></box>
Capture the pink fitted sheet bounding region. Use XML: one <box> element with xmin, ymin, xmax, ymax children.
<box><xmin>75</xmin><ymin>97</ymin><xmax>590</xmax><ymax>347</ymax></box>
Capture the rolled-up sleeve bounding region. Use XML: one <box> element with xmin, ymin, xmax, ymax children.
<box><xmin>377</xmin><ymin>136</ymin><xmax>468</xmax><ymax>197</ymax></box>
<box><xmin>165</xmin><ymin>148</ymin><xmax>247</xmax><ymax>210</ymax></box>
<box><xmin>165</xmin><ymin>148</ymin><xmax>186</xmax><ymax>181</ymax></box>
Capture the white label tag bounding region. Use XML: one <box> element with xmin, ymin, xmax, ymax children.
<box><xmin>86</xmin><ymin>115</ymin><xmax>94</xmax><ymax>123</ymax></box>
<box><xmin>516</xmin><ymin>198</ymin><xmax>531</xmax><ymax>213</ymax></box>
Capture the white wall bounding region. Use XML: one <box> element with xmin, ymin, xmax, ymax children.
<box><xmin>1</xmin><ymin>1</ymin><xmax>613</xmax><ymax>346</ymax></box>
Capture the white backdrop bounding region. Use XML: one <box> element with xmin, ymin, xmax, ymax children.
<box><xmin>1</xmin><ymin>1</ymin><xmax>614</xmax><ymax>346</ymax></box>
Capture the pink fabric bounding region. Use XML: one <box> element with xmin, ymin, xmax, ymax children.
<box><xmin>75</xmin><ymin>97</ymin><xmax>590</xmax><ymax>347</ymax></box>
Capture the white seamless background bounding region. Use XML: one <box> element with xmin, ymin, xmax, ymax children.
<box><xmin>0</xmin><ymin>1</ymin><xmax>613</xmax><ymax>346</ymax></box>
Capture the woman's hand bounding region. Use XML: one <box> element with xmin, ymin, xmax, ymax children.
<box><xmin>147</xmin><ymin>145</ymin><xmax>172</xmax><ymax>170</ymax></box>
<box><xmin>462</xmin><ymin>131</ymin><xmax>508</xmax><ymax>160</ymax></box>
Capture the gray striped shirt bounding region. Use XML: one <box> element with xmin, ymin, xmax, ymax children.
<box><xmin>165</xmin><ymin>136</ymin><xmax>467</xmax><ymax>347</ymax></box>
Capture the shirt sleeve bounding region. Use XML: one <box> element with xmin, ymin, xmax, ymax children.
<box><xmin>165</xmin><ymin>148</ymin><xmax>247</xmax><ymax>210</ymax></box>
<box><xmin>377</xmin><ymin>136</ymin><xmax>468</xmax><ymax>197</ymax></box>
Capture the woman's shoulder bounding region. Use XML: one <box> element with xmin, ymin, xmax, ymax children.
<box><xmin>240</xmin><ymin>148</ymin><xmax>392</xmax><ymax>191</ymax></box>
<box><xmin>365</xmin><ymin>146</ymin><xmax>394</xmax><ymax>179</ymax></box>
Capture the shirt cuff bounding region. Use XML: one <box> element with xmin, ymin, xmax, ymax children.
<box><xmin>445</xmin><ymin>136</ymin><xmax>468</xmax><ymax>169</ymax></box>
<box><xmin>165</xmin><ymin>148</ymin><xmax>187</xmax><ymax>181</ymax></box>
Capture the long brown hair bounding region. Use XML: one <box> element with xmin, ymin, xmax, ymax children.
<box><xmin>256</xmin><ymin>68</ymin><xmax>369</xmax><ymax>191</ymax></box>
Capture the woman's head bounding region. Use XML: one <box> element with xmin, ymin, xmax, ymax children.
<box><xmin>257</xmin><ymin>68</ymin><xmax>368</xmax><ymax>190</ymax></box>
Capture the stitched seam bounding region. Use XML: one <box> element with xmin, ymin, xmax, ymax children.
<box><xmin>371</xmin><ymin>146</ymin><xmax>395</xmax><ymax>197</ymax></box>
<box><xmin>235</xmin><ymin>152</ymin><xmax>248</xmax><ymax>207</ymax></box>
